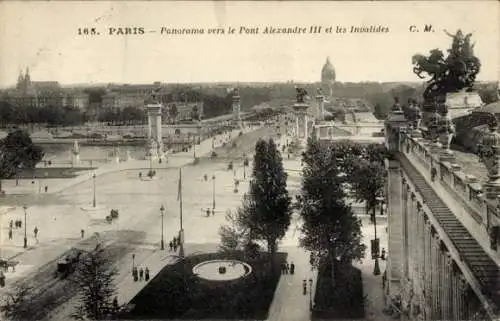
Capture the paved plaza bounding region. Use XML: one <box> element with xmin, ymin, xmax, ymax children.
<box><xmin>1</xmin><ymin>127</ymin><xmax>389</xmax><ymax>321</ymax></box>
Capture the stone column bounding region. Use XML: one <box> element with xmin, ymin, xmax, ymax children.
<box><xmin>156</xmin><ymin>110</ymin><xmax>163</xmax><ymax>153</ymax></box>
<box><xmin>304</xmin><ymin>113</ymin><xmax>308</xmax><ymax>141</ymax></box>
<box><xmin>147</xmin><ymin>114</ymin><xmax>153</xmax><ymax>140</ymax></box>
<box><xmin>316</xmin><ymin>94</ymin><xmax>324</xmax><ymax>120</ymax></box>
<box><xmin>441</xmin><ymin>250</ymin><xmax>453</xmax><ymax>320</ymax></box>
<box><xmin>386</xmin><ymin>162</ymin><xmax>404</xmax><ymax>295</ymax></box>
<box><xmin>296</xmin><ymin>114</ymin><xmax>300</xmax><ymax>138</ymax></box>
<box><xmin>232</xmin><ymin>91</ymin><xmax>241</xmax><ymax>126</ymax></box>
<box><xmin>424</xmin><ymin>217</ymin><xmax>432</xmax><ymax>317</ymax></box>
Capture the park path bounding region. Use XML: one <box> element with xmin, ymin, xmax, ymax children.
<box><xmin>267</xmin><ymin>245</ymin><xmax>317</xmax><ymax>321</ymax></box>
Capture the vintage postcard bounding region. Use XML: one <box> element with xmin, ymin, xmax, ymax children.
<box><xmin>0</xmin><ymin>1</ymin><xmax>499</xmax><ymax>320</ymax></box>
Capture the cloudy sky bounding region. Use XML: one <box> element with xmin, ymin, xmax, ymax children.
<box><xmin>0</xmin><ymin>1</ymin><xmax>498</xmax><ymax>87</ymax></box>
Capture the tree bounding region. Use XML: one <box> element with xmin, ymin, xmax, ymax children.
<box><xmin>297</xmin><ymin>137</ymin><xmax>365</xmax><ymax>286</ymax></box>
<box><xmin>0</xmin><ymin>129</ymin><xmax>44</xmax><ymax>192</ymax></box>
<box><xmin>71</xmin><ymin>244</ymin><xmax>119</xmax><ymax>320</ymax></box>
<box><xmin>0</xmin><ymin>284</ymin><xmax>33</xmax><ymax>321</ymax></box>
<box><xmin>238</xmin><ymin>138</ymin><xmax>292</xmax><ymax>268</ymax></box>
<box><xmin>218</xmin><ymin>208</ymin><xmax>251</xmax><ymax>253</ymax></box>
<box><xmin>349</xmin><ymin>159</ymin><xmax>386</xmax><ymax>220</ymax></box>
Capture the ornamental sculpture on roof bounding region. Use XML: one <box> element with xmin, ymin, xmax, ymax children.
<box><xmin>477</xmin><ymin>114</ymin><xmax>500</xmax><ymax>197</ymax></box>
<box><xmin>412</xmin><ymin>30</ymin><xmax>481</xmax><ymax>102</ymax></box>
<box><xmin>295</xmin><ymin>87</ymin><xmax>308</xmax><ymax>103</ymax></box>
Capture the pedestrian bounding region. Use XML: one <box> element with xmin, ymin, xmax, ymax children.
<box><xmin>81</xmin><ymin>229</ymin><xmax>85</xmax><ymax>239</ymax></box>
<box><xmin>381</xmin><ymin>248</ymin><xmax>386</xmax><ymax>260</ymax></box>
<box><xmin>382</xmin><ymin>270</ymin><xmax>387</xmax><ymax>290</ymax></box>
<box><xmin>290</xmin><ymin>262</ymin><xmax>295</xmax><ymax>275</ymax></box>
<box><xmin>284</xmin><ymin>262</ymin><xmax>289</xmax><ymax>274</ymax></box>
<box><xmin>18</xmin><ymin>220</ymin><xmax>22</xmax><ymax>228</ymax></box>
<box><xmin>169</xmin><ymin>241</ymin><xmax>173</xmax><ymax>251</ymax></box>
<box><xmin>133</xmin><ymin>267</ymin><xmax>138</xmax><ymax>282</ymax></box>
<box><xmin>145</xmin><ymin>267</ymin><xmax>150</xmax><ymax>281</ymax></box>
<box><xmin>44</xmin><ymin>186</ymin><xmax>48</xmax><ymax>193</ymax></box>
<box><xmin>8</xmin><ymin>228</ymin><xmax>12</xmax><ymax>240</ymax></box>
<box><xmin>9</xmin><ymin>220</ymin><xmax>13</xmax><ymax>229</ymax></box>
<box><xmin>206</xmin><ymin>208</ymin><xmax>210</xmax><ymax>217</ymax></box>
<box><xmin>280</xmin><ymin>262</ymin><xmax>285</xmax><ymax>275</ymax></box>
<box><xmin>302</xmin><ymin>279</ymin><xmax>307</xmax><ymax>295</ymax></box>
<box><xmin>34</xmin><ymin>226</ymin><xmax>39</xmax><ymax>239</ymax></box>
<box><xmin>139</xmin><ymin>268</ymin><xmax>144</xmax><ymax>281</ymax></box>
<box><xmin>173</xmin><ymin>237</ymin><xmax>177</xmax><ymax>248</ymax></box>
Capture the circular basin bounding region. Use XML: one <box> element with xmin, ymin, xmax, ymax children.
<box><xmin>192</xmin><ymin>259</ymin><xmax>252</xmax><ymax>281</ymax></box>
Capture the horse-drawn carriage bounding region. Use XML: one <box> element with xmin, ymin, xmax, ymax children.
<box><xmin>0</xmin><ymin>258</ymin><xmax>19</xmax><ymax>272</ymax></box>
<box><xmin>55</xmin><ymin>248</ymin><xmax>83</xmax><ymax>278</ymax></box>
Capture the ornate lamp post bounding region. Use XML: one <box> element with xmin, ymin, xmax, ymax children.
<box><xmin>212</xmin><ymin>175</ymin><xmax>216</xmax><ymax>210</ymax></box>
<box><xmin>308</xmin><ymin>278</ymin><xmax>313</xmax><ymax>310</ymax></box>
<box><xmin>92</xmin><ymin>172</ymin><xmax>97</xmax><ymax>208</ymax></box>
<box><xmin>160</xmin><ymin>205</ymin><xmax>165</xmax><ymax>250</ymax></box>
<box><xmin>23</xmin><ymin>205</ymin><xmax>28</xmax><ymax>248</ymax></box>
<box><xmin>243</xmin><ymin>154</ymin><xmax>249</xmax><ymax>180</ymax></box>
<box><xmin>478</xmin><ymin>115</ymin><xmax>500</xmax><ymax>199</ymax></box>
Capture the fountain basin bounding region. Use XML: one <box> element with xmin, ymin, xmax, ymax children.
<box><xmin>192</xmin><ymin>259</ymin><xmax>252</xmax><ymax>281</ymax></box>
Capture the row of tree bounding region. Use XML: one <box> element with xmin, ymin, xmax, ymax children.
<box><xmin>219</xmin><ymin>136</ymin><xmax>387</xmax><ymax>286</ymax></box>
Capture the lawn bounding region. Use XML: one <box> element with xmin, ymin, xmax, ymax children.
<box><xmin>312</xmin><ymin>261</ymin><xmax>365</xmax><ymax>320</ymax></box>
<box><xmin>17</xmin><ymin>167</ymin><xmax>96</xmax><ymax>179</ymax></box>
<box><xmin>123</xmin><ymin>251</ymin><xmax>287</xmax><ymax>320</ymax></box>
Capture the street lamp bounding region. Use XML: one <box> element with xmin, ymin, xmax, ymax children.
<box><xmin>92</xmin><ymin>172</ymin><xmax>97</xmax><ymax>208</ymax></box>
<box><xmin>308</xmin><ymin>278</ymin><xmax>313</xmax><ymax>311</ymax></box>
<box><xmin>372</xmin><ymin>196</ymin><xmax>384</xmax><ymax>276</ymax></box>
<box><xmin>160</xmin><ymin>205</ymin><xmax>165</xmax><ymax>250</ymax></box>
<box><xmin>23</xmin><ymin>205</ymin><xmax>28</xmax><ymax>248</ymax></box>
<box><xmin>212</xmin><ymin>175</ymin><xmax>216</xmax><ymax>210</ymax></box>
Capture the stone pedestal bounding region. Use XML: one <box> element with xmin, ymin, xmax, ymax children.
<box><xmin>145</xmin><ymin>103</ymin><xmax>164</xmax><ymax>160</ymax></box>
<box><xmin>293</xmin><ymin>103</ymin><xmax>310</xmax><ymax>145</ymax></box>
<box><xmin>232</xmin><ymin>92</ymin><xmax>241</xmax><ymax>127</ymax></box>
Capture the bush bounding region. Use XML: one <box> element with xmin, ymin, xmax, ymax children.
<box><xmin>147</xmin><ymin>170</ymin><xmax>156</xmax><ymax>178</ymax></box>
<box><xmin>238</xmin><ymin>131</ymin><xmax>243</xmax><ymax>137</ymax></box>
<box><xmin>312</xmin><ymin>262</ymin><xmax>365</xmax><ymax>320</ymax></box>
<box><xmin>211</xmin><ymin>151</ymin><xmax>218</xmax><ymax>159</ymax></box>
<box><xmin>125</xmin><ymin>251</ymin><xmax>286</xmax><ymax>320</ymax></box>
<box><xmin>228</xmin><ymin>162</ymin><xmax>233</xmax><ymax>170</ymax></box>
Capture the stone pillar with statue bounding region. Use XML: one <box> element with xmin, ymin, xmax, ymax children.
<box><xmin>145</xmin><ymin>88</ymin><xmax>164</xmax><ymax>161</ymax></box>
<box><xmin>71</xmin><ymin>140</ymin><xmax>81</xmax><ymax>166</ymax></box>
<box><xmin>232</xmin><ymin>88</ymin><xmax>241</xmax><ymax>128</ymax></box>
<box><xmin>292</xmin><ymin>87</ymin><xmax>310</xmax><ymax>147</ymax></box>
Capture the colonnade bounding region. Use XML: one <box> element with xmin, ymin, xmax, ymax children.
<box><xmin>395</xmin><ymin>175</ymin><xmax>486</xmax><ymax>320</ymax></box>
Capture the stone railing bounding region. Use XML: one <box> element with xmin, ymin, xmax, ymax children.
<box><xmin>398</xmin><ymin>130</ymin><xmax>500</xmax><ymax>253</ymax></box>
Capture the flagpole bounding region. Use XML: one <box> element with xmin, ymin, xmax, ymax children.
<box><xmin>178</xmin><ymin>167</ymin><xmax>185</xmax><ymax>257</ymax></box>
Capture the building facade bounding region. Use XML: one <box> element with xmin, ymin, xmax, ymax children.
<box><xmin>384</xmin><ymin>108</ymin><xmax>500</xmax><ymax>320</ymax></box>
<box><xmin>2</xmin><ymin>68</ymin><xmax>90</xmax><ymax>110</ymax></box>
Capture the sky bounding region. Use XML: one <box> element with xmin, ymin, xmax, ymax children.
<box><xmin>0</xmin><ymin>1</ymin><xmax>498</xmax><ymax>87</ymax></box>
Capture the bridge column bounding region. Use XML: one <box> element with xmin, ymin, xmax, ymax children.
<box><xmin>316</xmin><ymin>94</ymin><xmax>324</xmax><ymax>120</ymax></box>
<box><xmin>145</xmin><ymin>103</ymin><xmax>163</xmax><ymax>160</ymax></box>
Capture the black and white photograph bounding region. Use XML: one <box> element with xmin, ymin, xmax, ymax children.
<box><xmin>0</xmin><ymin>1</ymin><xmax>498</xmax><ymax>320</ymax></box>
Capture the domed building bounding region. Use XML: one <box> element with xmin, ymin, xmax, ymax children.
<box><xmin>321</xmin><ymin>57</ymin><xmax>336</xmax><ymax>97</ymax></box>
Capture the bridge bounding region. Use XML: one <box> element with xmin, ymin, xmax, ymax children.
<box><xmin>383</xmin><ymin>109</ymin><xmax>500</xmax><ymax>320</ymax></box>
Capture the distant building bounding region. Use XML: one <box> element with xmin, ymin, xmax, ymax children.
<box><xmin>165</xmin><ymin>101</ymin><xmax>204</xmax><ymax>122</ymax></box>
<box><xmin>2</xmin><ymin>68</ymin><xmax>89</xmax><ymax>110</ymax></box>
<box><xmin>321</xmin><ymin>57</ymin><xmax>336</xmax><ymax>97</ymax></box>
